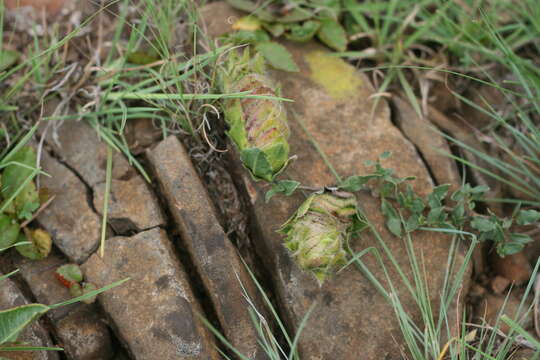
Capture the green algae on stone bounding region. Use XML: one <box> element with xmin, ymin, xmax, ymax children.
<box><xmin>304</xmin><ymin>50</ymin><xmax>363</xmax><ymax>100</ymax></box>
<box><xmin>219</xmin><ymin>49</ymin><xmax>291</xmax><ymax>181</ymax></box>
<box><xmin>279</xmin><ymin>192</ymin><xmax>359</xmax><ymax>284</ymax></box>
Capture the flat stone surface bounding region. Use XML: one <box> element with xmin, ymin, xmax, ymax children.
<box><xmin>93</xmin><ymin>176</ymin><xmax>164</xmax><ymax>233</ymax></box>
<box><xmin>38</xmin><ymin>151</ymin><xmax>101</xmax><ymax>263</ymax></box>
<box><xmin>16</xmin><ymin>252</ymin><xmax>77</xmax><ymax>321</ymax></box>
<box><xmin>56</xmin><ymin>306</ymin><xmax>114</xmax><ymax>360</ymax></box>
<box><xmin>82</xmin><ymin>228</ymin><xmax>219</xmax><ymax>360</ymax></box>
<box><xmin>45</xmin><ymin>120</ymin><xmax>164</xmax><ymax>234</ymax></box>
<box><xmin>15</xmin><ymin>253</ymin><xmax>114</xmax><ymax>360</ymax></box>
<box><xmin>201</xmin><ymin>3</ymin><xmax>471</xmax><ymax>359</ymax></box>
<box><xmin>392</xmin><ymin>96</ymin><xmax>461</xmax><ymax>192</ymax></box>
<box><xmin>44</xmin><ymin>121</ymin><xmax>131</xmax><ymax>188</ymax></box>
<box><xmin>147</xmin><ymin>137</ymin><xmax>265</xmax><ymax>360</ymax></box>
<box><xmin>0</xmin><ymin>276</ymin><xmax>59</xmax><ymax>360</ymax></box>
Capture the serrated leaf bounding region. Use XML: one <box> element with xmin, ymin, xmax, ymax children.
<box><xmin>338</xmin><ymin>175</ymin><xmax>376</xmax><ymax>192</ymax></box>
<box><xmin>316</xmin><ymin>19</ymin><xmax>347</xmax><ymax>52</ymax></box>
<box><xmin>277</xmin><ymin>8</ymin><xmax>313</xmax><ymax>23</ymax></box>
<box><xmin>470</xmin><ymin>216</ymin><xmax>497</xmax><ymax>232</ymax></box>
<box><xmin>265</xmin><ymin>180</ymin><xmax>300</xmax><ymax>202</ymax></box>
<box><xmin>240</xmin><ymin>148</ymin><xmax>274</xmax><ymax>181</ymax></box>
<box><xmin>516</xmin><ymin>209</ymin><xmax>540</xmax><ymax>225</ymax></box>
<box><xmin>255</xmin><ymin>41</ymin><xmax>299</xmax><ymax>72</ymax></box>
<box><xmin>0</xmin><ymin>304</ymin><xmax>49</xmax><ymax>344</ymax></box>
<box><xmin>285</xmin><ymin>21</ymin><xmax>320</xmax><ymax>42</ymax></box>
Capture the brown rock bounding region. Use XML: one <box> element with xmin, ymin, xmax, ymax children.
<box><xmin>490</xmin><ymin>275</ymin><xmax>511</xmax><ymax>294</ymax></box>
<box><xmin>146</xmin><ymin>136</ymin><xmax>265</xmax><ymax>360</ymax></box>
<box><xmin>56</xmin><ymin>306</ymin><xmax>113</xmax><ymax>360</ymax></box>
<box><xmin>0</xmin><ymin>276</ymin><xmax>59</xmax><ymax>360</ymax></box>
<box><xmin>125</xmin><ymin>119</ymin><xmax>162</xmax><ymax>155</ymax></box>
<box><xmin>93</xmin><ymin>176</ymin><xmax>164</xmax><ymax>233</ymax></box>
<box><xmin>82</xmin><ymin>228</ymin><xmax>219</xmax><ymax>360</ymax></box>
<box><xmin>200</xmin><ymin>5</ymin><xmax>471</xmax><ymax>358</ymax></box>
<box><xmin>491</xmin><ymin>252</ymin><xmax>532</xmax><ymax>285</ymax></box>
<box><xmin>15</xmin><ymin>253</ymin><xmax>114</xmax><ymax>360</ymax></box>
<box><xmin>475</xmin><ymin>292</ymin><xmax>533</xmax><ymax>334</ymax></box>
<box><xmin>38</xmin><ymin>150</ymin><xmax>101</xmax><ymax>263</ymax></box>
<box><xmin>44</xmin><ymin>121</ymin><xmax>131</xmax><ymax>188</ymax></box>
<box><xmin>16</xmin><ymin>252</ymin><xmax>76</xmax><ymax>320</ymax></box>
<box><xmin>4</xmin><ymin>0</ymin><xmax>66</xmax><ymax>14</ymax></box>
<box><xmin>392</xmin><ymin>95</ymin><xmax>461</xmax><ymax>192</ymax></box>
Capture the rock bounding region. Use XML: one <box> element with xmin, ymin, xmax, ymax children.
<box><xmin>56</xmin><ymin>306</ymin><xmax>114</xmax><ymax>360</ymax></box>
<box><xmin>93</xmin><ymin>176</ymin><xmax>164</xmax><ymax>233</ymax></box>
<box><xmin>16</xmin><ymin>252</ymin><xmax>77</xmax><ymax>320</ymax></box>
<box><xmin>15</xmin><ymin>252</ymin><xmax>115</xmax><ymax>360</ymax></box>
<box><xmin>511</xmin><ymin>348</ymin><xmax>539</xmax><ymax>360</ymax></box>
<box><xmin>475</xmin><ymin>292</ymin><xmax>533</xmax><ymax>334</ymax></box>
<box><xmin>200</xmin><ymin>4</ymin><xmax>472</xmax><ymax>358</ymax></box>
<box><xmin>0</xmin><ymin>275</ymin><xmax>59</xmax><ymax>360</ymax></box>
<box><xmin>44</xmin><ymin>120</ymin><xmax>164</xmax><ymax>234</ymax></box>
<box><xmin>125</xmin><ymin>119</ymin><xmax>162</xmax><ymax>155</ymax></box>
<box><xmin>491</xmin><ymin>252</ymin><xmax>532</xmax><ymax>286</ymax></box>
<box><xmin>392</xmin><ymin>95</ymin><xmax>461</xmax><ymax>192</ymax></box>
<box><xmin>44</xmin><ymin>121</ymin><xmax>131</xmax><ymax>188</ymax></box>
<box><xmin>490</xmin><ymin>275</ymin><xmax>511</xmax><ymax>295</ymax></box>
<box><xmin>146</xmin><ymin>136</ymin><xmax>265</xmax><ymax>360</ymax></box>
<box><xmin>4</xmin><ymin>0</ymin><xmax>66</xmax><ymax>15</ymax></box>
<box><xmin>38</xmin><ymin>150</ymin><xmax>101</xmax><ymax>263</ymax></box>
<box><xmin>82</xmin><ymin>228</ymin><xmax>219</xmax><ymax>360</ymax></box>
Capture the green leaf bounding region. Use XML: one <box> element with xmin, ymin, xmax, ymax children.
<box><xmin>0</xmin><ymin>304</ymin><xmax>49</xmax><ymax>344</ymax></box>
<box><xmin>316</xmin><ymin>19</ymin><xmax>348</xmax><ymax>52</ymax></box>
<box><xmin>1</xmin><ymin>146</ymin><xmax>37</xmax><ymax>200</ymax></box>
<box><xmin>470</xmin><ymin>216</ymin><xmax>497</xmax><ymax>232</ymax></box>
<box><xmin>427</xmin><ymin>184</ymin><xmax>450</xmax><ymax>208</ymax></box>
<box><xmin>386</xmin><ymin>217</ymin><xmax>402</xmax><ymax>237</ymax></box>
<box><xmin>338</xmin><ymin>175</ymin><xmax>377</xmax><ymax>192</ymax></box>
<box><xmin>516</xmin><ymin>209</ymin><xmax>540</xmax><ymax>225</ymax></box>
<box><xmin>497</xmin><ymin>241</ymin><xmax>525</xmax><ymax>256</ymax></box>
<box><xmin>0</xmin><ymin>49</ymin><xmax>20</xmax><ymax>72</ymax></box>
<box><xmin>240</xmin><ymin>148</ymin><xmax>274</xmax><ymax>181</ymax></box>
<box><xmin>255</xmin><ymin>42</ymin><xmax>299</xmax><ymax>72</ymax></box>
<box><xmin>0</xmin><ymin>214</ymin><xmax>20</xmax><ymax>250</ymax></box>
<box><xmin>277</xmin><ymin>8</ymin><xmax>313</xmax><ymax>23</ymax></box>
<box><xmin>225</xmin><ymin>0</ymin><xmax>275</xmax><ymax>21</ymax></box>
<box><xmin>265</xmin><ymin>180</ymin><xmax>300</xmax><ymax>202</ymax></box>
<box><xmin>285</xmin><ymin>21</ymin><xmax>320</xmax><ymax>42</ymax></box>
<box><xmin>405</xmin><ymin>214</ymin><xmax>420</xmax><ymax>232</ymax></box>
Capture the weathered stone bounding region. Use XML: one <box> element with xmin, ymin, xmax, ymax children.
<box><xmin>474</xmin><ymin>292</ymin><xmax>533</xmax><ymax>334</ymax></box>
<box><xmin>93</xmin><ymin>176</ymin><xmax>164</xmax><ymax>233</ymax></box>
<box><xmin>147</xmin><ymin>136</ymin><xmax>265</xmax><ymax>360</ymax></box>
<box><xmin>125</xmin><ymin>118</ymin><xmax>162</xmax><ymax>155</ymax></box>
<box><xmin>82</xmin><ymin>228</ymin><xmax>219</xmax><ymax>360</ymax></box>
<box><xmin>45</xmin><ymin>120</ymin><xmax>164</xmax><ymax>234</ymax></box>
<box><xmin>392</xmin><ymin>96</ymin><xmax>461</xmax><ymax>192</ymax></box>
<box><xmin>201</xmin><ymin>4</ymin><xmax>472</xmax><ymax>358</ymax></box>
<box><xmin>16</xmin><ymin>251</ymin><xmax>77</xmax><ymax>321</ymax></box>
<box><xmin>56</xmin><ymin>306</ymin><xmax>113</xmax><ymax>360</ymax></box>
<box><xmin>38</xmin><ymin>150</ymin><xmax>101</xmax><ymax>263</ymax></box>
<box><xmin>44</xmin><ymin>121</ymin><xmax>131</xmax><ymax>188</ymax></box>
<box><xmin>0</xmin><ymin>275</ymin><xmax>59</xmax><ymax>360</ymax></box>
<box><xmin>15</xmin><ymin>253</ymin><xmax>115</xmax><ymax>360</ymax></box>
<box><xmin>490</xmin><ymin>252</ymin><xmax>532</xmax><ymax>286</ymax></box>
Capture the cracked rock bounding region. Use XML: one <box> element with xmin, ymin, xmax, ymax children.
<box><xmin>0</xmin><ymin>275</ymin><xmax>59</xmax><ymax>360</ymax></box>
<box><xmin>200</xmin><ymin>3</ymin><xmax>472</xmax><ymax>358</ymax></box>
<box><xmin>147</xmin><ymin>136</ymin><xmax>266</xmax><ymax>360</ymax></box>
<box><xmin>82</xmin><ymin>228</ymin><xmax>219</xmax><ymax>360</ymax></box>
<box><xmin>15</xmin><ymin>252</ymin><xmax>115</xmax><ymax>360</ymax></box>
<box><xmin>38</xmin><ymin>150</ymin><xmax>101</xmax><ymax>263</ymax></box>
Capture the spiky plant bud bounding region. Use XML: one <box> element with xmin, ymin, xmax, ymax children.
<box><xmin>279</xmin><ymin>192</ymin><xmax>358</xmax><ymax>284</ymax></box>
<box><xmin>219</xmin><ymin>49</ymin><xmax>290</xmax><ymax>181</ymax></box>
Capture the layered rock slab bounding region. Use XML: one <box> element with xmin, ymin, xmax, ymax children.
<box><xmin>42</xmin><ymin>120</ymin><xmax>164</xmax><ymax>234</ymax></box>
<box><xmin>0</xmin><ymin>276</ymin><xmax>59</xmax><ymax>360</ymax></box>
<box><xmin>200</xmin><ymin>3</ymin><xmax>471</xmax><ymax>359</ymax></box>
<box><xmin>15</xmin><ymin>253</ymin><xmax>114</xmax><ymax>360</ymax></box>
<box><xmin>82</xmin><ymin>228</ymin><xmax>219</xmax><ymax>360</ymax></box>
<box><xmin>146</xmin><ymin>136</ymin><xmax>265</xmax><ymax>360</ymax></box>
